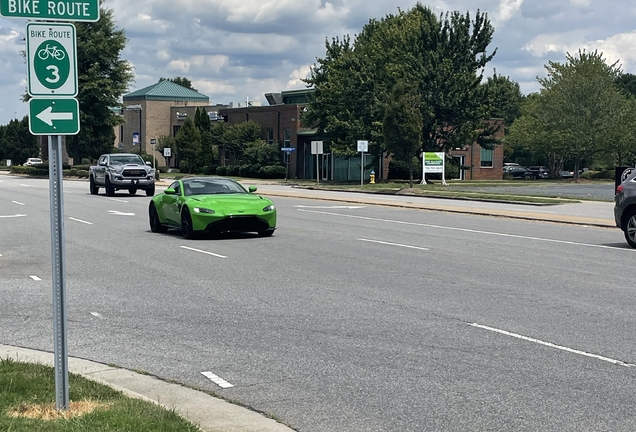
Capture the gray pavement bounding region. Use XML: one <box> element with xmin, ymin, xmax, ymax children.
<box><xmin>0</xmin><ymin>171</ymin><xmax>621</xmax><ymax>431</ymax></box>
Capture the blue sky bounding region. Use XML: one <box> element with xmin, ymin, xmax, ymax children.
<box><xmin>0</xmin><ymin>0</ymin><xmax>635</xmax><ymax>124</ymax></box>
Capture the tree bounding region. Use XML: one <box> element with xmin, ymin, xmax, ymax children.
<box><xmin>615</xmin><ymin>73</ymin><xmax>636</xmax><ymax>97</ymax></box>
<box><xmin>0</xmin><ymin>117</ymin><xmax>40</xmax><ymax>164</ymax></box>
<box><xmin>223</xmin><ymin>121</ymin><xmax>263</xmax><ymax>164</ymax></box>
<box><xmin>194</xmin><ymin>107</ymin><xmax>214</xmax><ymax>169</ymax></box>
<box><xmin>159</xmin><ymin>77</ymin><xmax>196</xmax><ymax>91</ymax></box>
<box><xmin>174</xmin><ymin>118</ymin><xmax>201</xmax><ymax>173</ymax></box>
<box><xmin>383</xmin><ymin>81</ymin><xmax>423</xmax><ymax>187</ymax></box>
<box><xmin>64</xmin><ymin>5</ymin><xmax>133</xmax><ymax>163</ymax></box>
<box><xmin>537</xmin><ymin>49</ymin><xmax>623</xmax><ymax>178</ymax></box>
<box><xmin>304</xmin><ymin>4</ymin><xmax>497</xmax><ymax>163</ymax></box>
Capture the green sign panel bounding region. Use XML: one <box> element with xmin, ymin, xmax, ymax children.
<box><xmin>1</xmin><ymin>0</ymin><xmax>100</xmax><ymax>21</ymax></box>
<box><xmin>29</xmin><ymin>98</ymin><xmax>80</xmax><ymax>135</ymax></box>
<box><xmin>27</xmin><ymin>22</ymin><xmax>77</xmax><ymax>97</ymax></box>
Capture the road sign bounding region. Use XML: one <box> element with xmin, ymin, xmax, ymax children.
<box><xmin>26</xmin><ymin>22</ymin><xmax>78</xmax><ymax>97</ymax></box>
<box><xmin>357</xmin><ymin>140</ymin><xmax>368</xmax><ymax>152</ymax></box>
<box><xmin>311</xmin><ymin>141</ymin><xmax>323</xmax><ymax>155</ymax></box>
<box><xmin>1</xmin><ymin>0</ymin><xmax>100</xmax><ymax>21</ymax></box>
<box><xmin>281</xmin><ymin>147</ymin><xmax>295</xmax><ymax>152</ymax></box>
<box><xmin>150</xmin><ymin>138</ymin><xmax>157</xmax><ymax>145</ymax></box>
<box><xmin>163</xmin><ymin>148</ymin><xmax>172</xmax><ymax>157</ymax></box>
<box><xmin>29</xmin><ymin>98</ymin><xmax>80</xmax><ymax>135</ymax></box>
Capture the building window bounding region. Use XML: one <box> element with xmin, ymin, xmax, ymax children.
<box><xmin>480</xmin><ymin>147</ymin><xmax>493</xmax><ymax>168</ymax></box>
<box><xmin>173</xmin><ymin>125</ymin><xmax>181</xmax><ymax>136</ymax></box>
<box><xmin>284</xmin><ymin>129</ymin><xmax>291</xmax><ymax>147</ymax></box>
<box><xmin>267</xmin><ymin>129</ymin><xmax>274</xmax><ymax>144</ymax></box>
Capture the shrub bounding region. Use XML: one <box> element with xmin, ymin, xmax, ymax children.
<box><xmin>226</xmin><ymin>165</ymin><xmax>239</xmax><ymax>176</ymax></box>
<box><xmin>258</xmin><ymin>165</ymin><xmax>286</xmax><ymax>179</ymax></box>
<box><xmin>239</xmin><ymin>164</ymin><xmax>260</xmax><ymax>178</ymax></box>
<box><xmin>215</xmin><ymin>166</ymin><xmax>227</xmax><ymax>176</ymax></box>
<box><xmin>202</xmin><ymin>165</ymin><xmax>218</xmax><ymax>175</ymax></box>
<box><xmin>387</xmin><ymin>159</ymin><xmax>422</xmax><ymax>180</ymax></box>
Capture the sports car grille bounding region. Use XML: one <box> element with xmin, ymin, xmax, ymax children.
<box><xmin>122</xmin><ymin>169</ymin><xmax>146</xmax><ymax>177</ymax></box>
<box><xmin>206</xmin><ymin>216</ymin><xmax>269</xmax><ymax>234</ymax></box>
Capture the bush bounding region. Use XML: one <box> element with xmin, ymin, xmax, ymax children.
<box><xmin>226</xmin><ymin>165</ymin><xmax>240</xmax><ymax>176</ymax></box>
<box><xmin>71</xmin><ymin>164</ymin><xmax>91</xmax><ymax>171</ymax></box>
<box><xmin>215</xmin><ymin>166</ymin><xmax>227</xmax><ymax>176</ymax></box>
<box><xmin>202</xmin><ymin>165</ymin><xmax>218</xmax><ymax>175</ymax></box>
<box><xmin>258</xmin><ymin>165</ymin><xmax>286</xmax><ymax>179</ymax></box>
<box><xmin>239</xmin><ymin>164</ymin><xmax>260</xmax><ymax>178</ymax></box>
<box><xmin>387</xmin><ymin>159</ymin><xmax>422</xmax><ymax>180</ymax></box>
<box><xmin>580</xmin><ymin>170</ymin><xmax>614</xmax><ymax>179</ymax></box>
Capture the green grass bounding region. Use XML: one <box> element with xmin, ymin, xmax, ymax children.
<box><xmin>0</xmin><ymin>359</ymin><xmax>201</xmax><ymax>431</ymax></box>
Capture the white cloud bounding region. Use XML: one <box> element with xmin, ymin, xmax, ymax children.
<box><xmin>495</xmin><ymin>0</ymin><xmax>523</xmax><ymax>24</ymax></box>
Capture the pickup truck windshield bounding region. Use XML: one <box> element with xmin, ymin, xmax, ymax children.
<box><xmin>110</xmin><ymin>155</ymin><xmax>145</xmax><ymax>165</ymax></box>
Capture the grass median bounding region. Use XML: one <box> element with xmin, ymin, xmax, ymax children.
<box><xmin>0</xmin><ymin>359</ymin><xmax>200</xmax><ymax>431</ymax></box>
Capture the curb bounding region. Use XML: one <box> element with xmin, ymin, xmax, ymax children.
<box><xmin>0</xmin><ymin>345</ymin><xmax>295</xmax><ymax>432</ymax></box>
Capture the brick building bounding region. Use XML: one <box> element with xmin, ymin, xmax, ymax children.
<box><xmin>449</xmin><ymin>119</ymin><xmax>505</xmax><ymax>180</ymax></box>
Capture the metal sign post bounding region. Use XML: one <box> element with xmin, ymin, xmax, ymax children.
<box><xmin>357</xmin><ymin>140</ymin><xmax>368</xmax><ymax>186</ymax></box>
<box><xmin>150</xmin><ymin>138</ymin><xmax>157</xmax><ymax>169</ymax></box>
<box><xmin>281</xmin><ymin>147</ymin><xmax>295</xmax><ymax>183</ymax></box>
<box><xmin>311</xmin><ymin>141</ymin><xmax>323</xmax><ymax>184</ymax></box>
<box><xmin>49</xmin><ymin>135</ymin><xmax>69</xmax><ymax>410</ymax></box>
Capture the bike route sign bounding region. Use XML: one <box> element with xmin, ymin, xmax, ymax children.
<box><xmin>26</xmin><ymin>22</ymin><xmax>77</xmax><ymax>97</ymax></box>
<box><xmin>29</xmin><ymin>98</ymin><xmax>80</xmax><ymax>135</ymax></box>
<box><xmin>1</xmin><ymin>0</ymin><xmax>100</xmax><ymax>21</ymax></box>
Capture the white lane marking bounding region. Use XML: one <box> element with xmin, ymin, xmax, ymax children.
<box><xmin>293</xmin><ymin>205</ymin><xmax>365</xmax><ymax>209</ymax></box>
<box><xmin>69</xmin><ymin>217</ymin><xmax>93</xmax><ymax>225</ymax></box>
<box><xmin>12</xmin><ymin>201</ymin><xmax>25</xmax><ymax>206</ymax></box>
<box><xmin>20</xmin><ymin>184</ymin><xmax>30</xmax><ymax>187</ymax></box>
<box><xmin>180</xmin><ymin>246</ymin><xmax>227</xmax><ymax>259</ymax></box>
<box><xmin>109</xmin><ymin>198</ymin><xmax>129</xmax><ymax>203</ymax></box>
<box><xmin>0</xmin><ymin>214</ymin><xmax>27</xmax><ymax>218</ymax></box>
<box><xmin>359</xmin><ymin>238</ymin><xmax>429</xmax><ymax>251</ymax></box>
<box><xmin>470</xmin><ymin>323</ymin><xmax>636</xmax><ymax>368</ymax></box>
<box><xmin>201</xmin><ymin>371</ymin><xmax>234</xmax><ymax>388</ymax></box>
<box><xmin>0</xmin><ymin>254</ymin><xmax>3</xmax><ymax>257</ymax></box>
<box><xmin>108</xmin><ymin>210</ymin><xmax>135</xmax><ymax>216</ymax></box>
<box><xmin>298</xmin><ymin>209</ymin><xmax>632</xmax><ymax>251</ymax></box>
<box><xmin>29</xmin><ymin>275</ymin><xmax>42</xmax><ymax>281</ymax></box>
<box><xmin>90</xmin><ymin>311</ymin><xmax>103</xmax><ymax>319</ymax></box>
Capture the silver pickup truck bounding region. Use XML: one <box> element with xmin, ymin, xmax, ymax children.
<box><xmin>89</xmin><ymin>153</ymin><xmax>155</xmax><ymax>196</ymax></box>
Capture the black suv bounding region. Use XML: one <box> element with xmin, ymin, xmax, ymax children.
<box><xmin>528</xmin><ymin>166</ymin><xmax>549</xmax><ymax>179</ymax></box>
<box><xmin>614</xmin><ymin>170</ymin><xmax>636</xmax><ymax>248</ymax></box>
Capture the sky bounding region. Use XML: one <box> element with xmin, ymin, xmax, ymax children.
<box><xmin>1</xmin><ymin>0</ymin><xmax>635</xmax><ymax>125</ymax></box>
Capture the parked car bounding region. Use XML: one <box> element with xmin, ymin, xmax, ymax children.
<box><xmin>24</xmin><ymin>158</ymin><xmax>43</xmax><ymax>166</ymax></box>
<box><xmin>559</xmin><ymin>170</ymin><xmax>574</xmax><ymax>178</ymax></box>
<box><xmin>614</xmin><ymin>170</ymin><xmax>636</xmax><ymax>248</ymax></box>
<box><xmin>148</xmin><ymin>177</ymin><xmax>277</xmax><ymax>239</ymax></box>
<box><xmin>506</xmin><ymin>166</ymin><xmax>538</xmax><ymax>180</ymax></box>
<box><xmin>528</xmin><ymin>166</ymin><xmax>549</xmax><ymax>179</ymax></box>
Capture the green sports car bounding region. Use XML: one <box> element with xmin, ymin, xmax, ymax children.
<box><xmin>148</xmin><ymin>177</ymin><xmax>276</xmax><ymax>239</ymax></box>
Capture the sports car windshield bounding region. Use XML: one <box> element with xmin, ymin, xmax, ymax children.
<box><xmin>183</xmin><ymin>178</ymin><xmax>247</xmax><ymax>196</ymax></box>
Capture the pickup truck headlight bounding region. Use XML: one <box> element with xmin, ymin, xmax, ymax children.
<box><xmin>263</xmin><ymin>204</ymin><xmax>275</xmax><ymax>212</ymax></box>
<box><xmin>193</xmin><ymin>207</ymin><xmax>215</xmax><ymax>214</ymax></box>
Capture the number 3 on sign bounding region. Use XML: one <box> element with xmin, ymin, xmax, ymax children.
<box><xmin>46</xmin><ymin>65</ymin><xmax>60</xmax><ymax>84</ymax></box>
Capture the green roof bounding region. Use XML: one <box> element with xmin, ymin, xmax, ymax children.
<box><xmin>123</xmin><ymin>80</ymin><xmax>209</xmax><ymax>102</ymax></box>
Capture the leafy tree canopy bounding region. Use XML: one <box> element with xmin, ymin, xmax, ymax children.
<box><xmin>159</xmin><ymin>77</ymin><xmax>196</xmax><ymax>91</ymax></box>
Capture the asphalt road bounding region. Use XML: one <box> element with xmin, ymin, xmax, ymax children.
<box><xmin>1</xmin><ymin>175</ymin><xmax>636</xmax><ymax>431</ymax></box>
<box><xmin>448</xmin><ymin>181</ymin><xmax>616</xmax><ymax>201</ymax></box>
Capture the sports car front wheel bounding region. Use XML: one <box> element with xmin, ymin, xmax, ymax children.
<box><xmin>181</xmin><ymin>208</ymin><xmax>195</xmax><ymax>239</ymax></box>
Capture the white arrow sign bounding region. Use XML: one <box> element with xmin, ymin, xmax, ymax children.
<box><xmin>36</xmin><ymin>106</ymin><xmax>74</xmax><ymax>126</ymax></box>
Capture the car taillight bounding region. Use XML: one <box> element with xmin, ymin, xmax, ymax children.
<box><xmin>617</xmin><ymin>184</ymin><xmax>624</xmax><ymax>194</ymax></box>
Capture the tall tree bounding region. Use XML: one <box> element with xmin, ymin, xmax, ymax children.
<box><xmin>383</xmin><ymin>81</ymin><xmax>423</xmax><ymax>187</ymax></box>
<box><xmin>0</xmin><ymin>117</ymin><xmax>40</xmax><ymax>164</ymax></box>
<box><xmin>304</xmin><ymin>3</ymin><xmax>497</xmax><ymax>162</ymax></box>
<box><xmin>64</xmin><ymin>5</ymin><xmax>133</xmax><ymax>163</ymax></box>
<box><xmin>175</xmin><ymin>118</ymin><xmax>201</xmax><ymax>173</ymax></box>
<box><xmin>159</xmin><ymin>77</ymin><xmax>196</xmax><ymax>91</ymax></box>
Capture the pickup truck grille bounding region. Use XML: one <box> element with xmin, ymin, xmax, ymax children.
<box><xmin>122</xmin><ymin>169</ymin><xmax>146</xmax><ymax>177</ymax></box>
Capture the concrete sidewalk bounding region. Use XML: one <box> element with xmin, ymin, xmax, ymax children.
<box><xmin>1</xmin><ymin>345</ymin><xmax>295</xmax><ymax>432</ymax></box>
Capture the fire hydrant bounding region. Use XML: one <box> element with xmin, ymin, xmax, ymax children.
<box><xmin>370</xmin><ymin>170</ymin><xmax>375</xmax><ymax>184</ymax></box>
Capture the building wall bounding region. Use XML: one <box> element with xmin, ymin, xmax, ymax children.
<box><xmin>449</xmin><ymin>119</ymin><xmax>505</xmax><ymax>180</ymax></box>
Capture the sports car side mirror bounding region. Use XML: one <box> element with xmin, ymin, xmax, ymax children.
<box><xmin>249</xmin><ymin>186</ymin><xmax>257</xmax><ymax>193</ymax></box>
<box><xmin>164</xmin><ymin>188</ymin><xmax>176</xmax><ymax>195</ymax></box>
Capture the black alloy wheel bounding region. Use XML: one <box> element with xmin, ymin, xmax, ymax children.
<box><xmin>181</xmin><ymin>208</ymin><xmax>194</xmax><ymax>239</ymax></box>
<box><xmin>149</xmin><ymin>203</ymin><xmax>168</xmax><ymax>233</ymax></box>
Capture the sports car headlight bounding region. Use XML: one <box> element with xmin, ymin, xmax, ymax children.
<box><xmin>193</xmin><ymin>207</ymin><xmax>215</xmax><ymax>214</ymax></box>
<box><xmin>263</xmin><ymin>204</ymin><xmax>275</xmax><ymax>212</ymax></box>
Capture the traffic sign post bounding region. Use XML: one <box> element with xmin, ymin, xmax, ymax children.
<box><xmin>26</xmin><ymin>22</ymin><xmax>78</xmax><ymax>97</ymax></box>
<box><xmin>29</xmin><ymin>98</ymin><xmax>80</xmax><ymax>135</ymax></box>
<box><xmin>1</xmin><ymin>0</ymin><xmax>100</xmax><ymax>21</ymax></box>
<box><xmin>311</xmin><ymin>141</ymin><xmax>323</xmax><ymax>184</ymax></box>
<box><xmin>357</xmin><ymin>140</ymin><xmax>368</xmax><ymax>186</ymax></box>
<box><xmin>281</xmin><ymin>147</ymin><xmax>295</xmax><ymax>182</ymax></box>
<box><xmin>19</xmin><ymin>8</ymin><xmax>87</xmax><ymax>413</ymax></box>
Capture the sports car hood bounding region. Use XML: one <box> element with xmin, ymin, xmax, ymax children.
<box><xmin>186</xmin><ymin>193</ymin><xmax>272</xmax><ymax>212</ymax></box>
